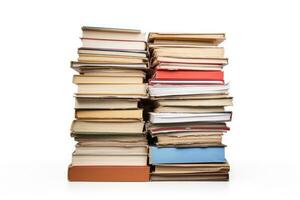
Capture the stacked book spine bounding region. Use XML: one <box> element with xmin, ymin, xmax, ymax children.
<box><xmin>147</xmin><ymin>32</ymin><xmax>232</xmax><ymax>181</ymax></box>
<box><xmin>68</xmin><ymin>27</ymin><xmax>150</xmax><ymax>182</ymax></box>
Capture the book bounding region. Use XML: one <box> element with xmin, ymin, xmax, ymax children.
<box><xmin>81</xmin><ymin>38</ymin><xmax>146</xmax><ymax>51</ymax></box>
<box><xmin>78</xmin><ymin>48</ymin><xmax>147</xmax><ymax>58</ymax></box>
<box><xmin>73</xmin><ymin>146</ymin><xmax>148</xmax><ymax>155</ymax></box>
<box><xmin>148</xmin><ymin>122</ymin><xmax>230</xmax><ymax>135</ymax></box>
<box><xmin>153</xmin><ymin>70</ymin><xmax>224</xmax><ymax>81</ymax></box>
<box><xmin>154</xmin><ymin>106</ymin><xmax>225</xmax><ymax>113</ymax></box>
<box><xmin>75</xmin><ymin>109</ymin><xmax>143</xmax><ymax>120</ymax></box>
<box><xmin>68</xmin><ymin>165</ymin><xmax>150</xmax><ymax>182</ymax></box>
<box><xmin>82</xmin><ymin>26</ymin><xmax>146</xmax><ymax>41</ymax></box>
<box><xmin>71</xmin><ymin>61</ymin><xmax>147</xmax><ymax>73</ymax></box>
<box><xmin>156</xmin><ymin>98</ymin><xmax>233</xmax><ymax>107</ymax></box>
<box><xmin>76</xmin><ymin>84</ymin><xmax>147</xmax><ymax>96</ymax></box>
<box><xmin>152</xmin><ymin>56</ymin><xmax>228</xmax><ymax>66</ymax></box>
<box><xmin>151</xmin><ymin>162</ymin><xmax>229</xmax><ymax>181</ymax></box>
<box><xmin>149</xmin><ymin>84</ymin><xmax>229</xmax><ymax>97</ymax></box>
<box><xmin>149</xmin><ymin>146</ymin><xmax>225</xmax><ymax>164</ymax></box>
<box><xmin>75</xmin><ymin>135</ymin><xmax>148</xmax><ymax>147</ymax></box>
<box><xmin>148</xmin><ymin>33</ymin><xmax>225</xmax><ymax>45</ymax></box>
<box><xmin>73</xmin><ymin>75</ymin><xmax>144</xmax><ymax>84</ymax></box>
<box><xmin>75</xmin><ymin>98</ymin><xmax>139</xmax><ymax>109</ymax></box>
<box><xmin>71</xmin><ymin>154</ymin><xmax>148</xmax><ymax>166</ymax></box>
<box><xmin>149</xmin><ymin>112</ymin><xmax>232</xmax><ymax>124</ymax></box>
<box><xmin>71</xmin><ymin>120</ymin><xmax>145</xmax><ymax>135</ymax></box>
<box><xmin>152</xmin><ymin>47</ymin><xmax>224</xmax><ymax>58</ymax></box>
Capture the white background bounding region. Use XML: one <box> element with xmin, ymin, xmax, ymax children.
<box><xmin>1</xmin><ymin>0</ymin><xmax>300</xmax><ymax>199</ymax></box>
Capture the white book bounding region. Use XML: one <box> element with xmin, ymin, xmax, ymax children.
<box><xmin>149</xmin><ymin>112</ymin><xmax>232</xmax><ymax>124</ymax></box>
<box><xmin>149</xmin><ymin>84</ymin><xmax>230</xmax><ymax>97</ymax></box>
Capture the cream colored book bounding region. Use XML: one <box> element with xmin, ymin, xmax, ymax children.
<box><xmin>81</xmin><ymin>69</ymin><xmax>145</xmax><ymax>77</ymax></box>
<box><xmin>82</xmin><ymin>26</ymin><xmax>146</xmax><ymax>41</ymax></box>
<box><xmin>153</xmin><ymin>56</ymin><xmax>228</xmax><ymax>65</ymax></box>
<box><xmin>78</xmin><ymin>48</ymin><xmax>147</xmax><ymax>58</ymax></box>
<box><xmin>73</xmin><ymin>146</ymin><xmax>148</xmax><ymax>155</ymax></box>
<box><xmin>81</xmin><ymin>38</ymin><xmax>146</xmax><ymax>50</ymax></box>
<box><xmin>76</xmin><ymin>84</ymin><xmax>147</xmax><ymax>95</ymax></box>
<box><xmin>152</xmin><ymin>47</ymin><xmax>224</xmax><ymax>58</ymax></box>
<box><xmin>78</xmin><ymin>54</ymin><xmax>147</xmax><ymax>63</ymax></box>
<box><xmin>73</xmin><ymin>75</ymin><xmax>143</xmax><ymax>84</ymax></box>
<box><xmin>154</xmin><ymin>106</ymin><xmax>225</xmax><ymax>113</ymax></box>
<box><xmin>75</xmin><ymin>109</ymin><xmax>143</xmax><ymax>120</ymax></box>
<box><xmin>148</xmin><ymin>32</ymin><xmax>225</xmax><ymax>45</ymax></box>
<box><xmin>72</xmin><ymin>154</ymin><xmax>147</xmax><ymax>166</ymax></box>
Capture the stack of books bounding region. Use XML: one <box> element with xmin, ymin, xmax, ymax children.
<box><xmin>147</xmin><ymin>32</ymin><xmax>232</xmax><ymax>181</ymax></box>
<box><xmin>68</xmin><ymin>27</ymin><xmax>150</xmax><ymax>182</ymax></box>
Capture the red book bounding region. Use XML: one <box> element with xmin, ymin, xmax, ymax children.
<box><xmin>154</xmin><ymin>70</ymin><xmax>224</xmax><ymax>81</ymax></box>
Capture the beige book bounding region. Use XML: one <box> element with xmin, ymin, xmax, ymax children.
<box><xmin>76</xmin><ymin>84</ymin><xmax>147</xmax><ymax>95</ymax></box>
<box><xmin>156</xmin><ymin>64</ymin><xmax>223</xmax><ymax>71</ymax></box>
<box><xmin>73</xmin><ymin>146</ymin><xmax>148</xmax><ymax>155</ymax></box>
<box><xmin>154</xmin><ymin>131</ymin><xmax>223</xmax><ymax>137</ymax></box>
<box><xmin>153</xmin><ymin>40</ymin><xmax>218</xmax><ymax>46</ymax></box>
<box><xmin>153</xmin><ymin>56</ymin><xmax>228</xmax><ymax>65</ymax></box>
<box><xmin>73</xmin><ymin>75</ymin><xmax>143</xmax><ymax>84</ymax></box>
<box><xmin>81</xmin><ymin>38</ymin><xmax>146</xmax><ymax>50</ymax></box>
<box><xmin>152</xmin><ymin>47</ymin><xmax>224</xmax><ymax>58</ymax></box>
<box><xmin>71</xmin><ymin>120</ymin><xmax>144</xmax><ymax>134</ymax></box>
<box><xmin>75</xmin><ymin>135</ymin><xmax>147</xmax><ymax>147</ymax></box>
<box><xmin>155</xmin><ymin>106</ymin><xmax>225</xmax><ymax>113</ymax></box>
<box><xmin>82</xmin><ymin>26</ymin><xmax>146</xmax><ymax>41</ymax></box>
<box><xmin>78</xmin><ymin>54</ymin><xmax>147</xmax><ymax>63</ymax></box>
<box><xmin>154</xmin><ymin>162</ymin><xmax>230</xmax><ymax>173</ymax></box>
<box><xmin>78</xmin><ymin>49</ymin><xmax>147</xmax><ymax>58</ymax></box>
<box><xmin>75</xmin><ymin>98</ymin><xmax>138</xmax><ymax>109</ymax></box>
<box><xmin>75</xmin><ymin>109</ymin><xmax>143</xmax><ymax>120</ymax></box>
<box><xmin>72</xmin><ymin>154</ymin><xmax>147</xmax><ymax>166</ymax></box>
<box><xmin>148</xmin><ymin>33</ymin><xmax>225</xmax><ymax>45</ymax></box>
<box><xmin>156</xmin><ymin>135</ymin><xmax>222</xmax><ymax>146</ymax></box>
<box><xmin>81</xmin><ymin>69</ymin><xmax>145</xmax><ymax>77</ymax></box>
<box><xmin>75</xmin><ymin>94</ymin><xmax>148</xmax><ymax>99</ymax></box>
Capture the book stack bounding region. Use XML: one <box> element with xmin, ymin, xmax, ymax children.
<box><xmin>68</xmin><ymin>27</ymin><xmax>150</xmax><ymax>182</ymax></box>
<box><xmin>147</xmin><ymin>32</ymin><xmax>232</xmax><ymax>181</ymax></box>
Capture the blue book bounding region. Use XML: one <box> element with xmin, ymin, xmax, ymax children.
<box><xmin>149</xmin><ymin>146</ymin><xmax>225</xmax><ymax>164</ymax></box>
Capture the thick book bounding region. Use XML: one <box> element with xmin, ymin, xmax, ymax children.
<box><xmin>149</xmin><ymin>146</ymin><xmax>225</xmax><ymax>164</ymax></box>
<box><xmin>68</xmin><ymin>165</ymin><xmax>150</xmax><ymax>182</ymax></box>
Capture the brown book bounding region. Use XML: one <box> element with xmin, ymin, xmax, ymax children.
<box><xmin>68</xmin><ymin>165</ymin><xmax>150</xmax><ymax>182</ymax></box>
